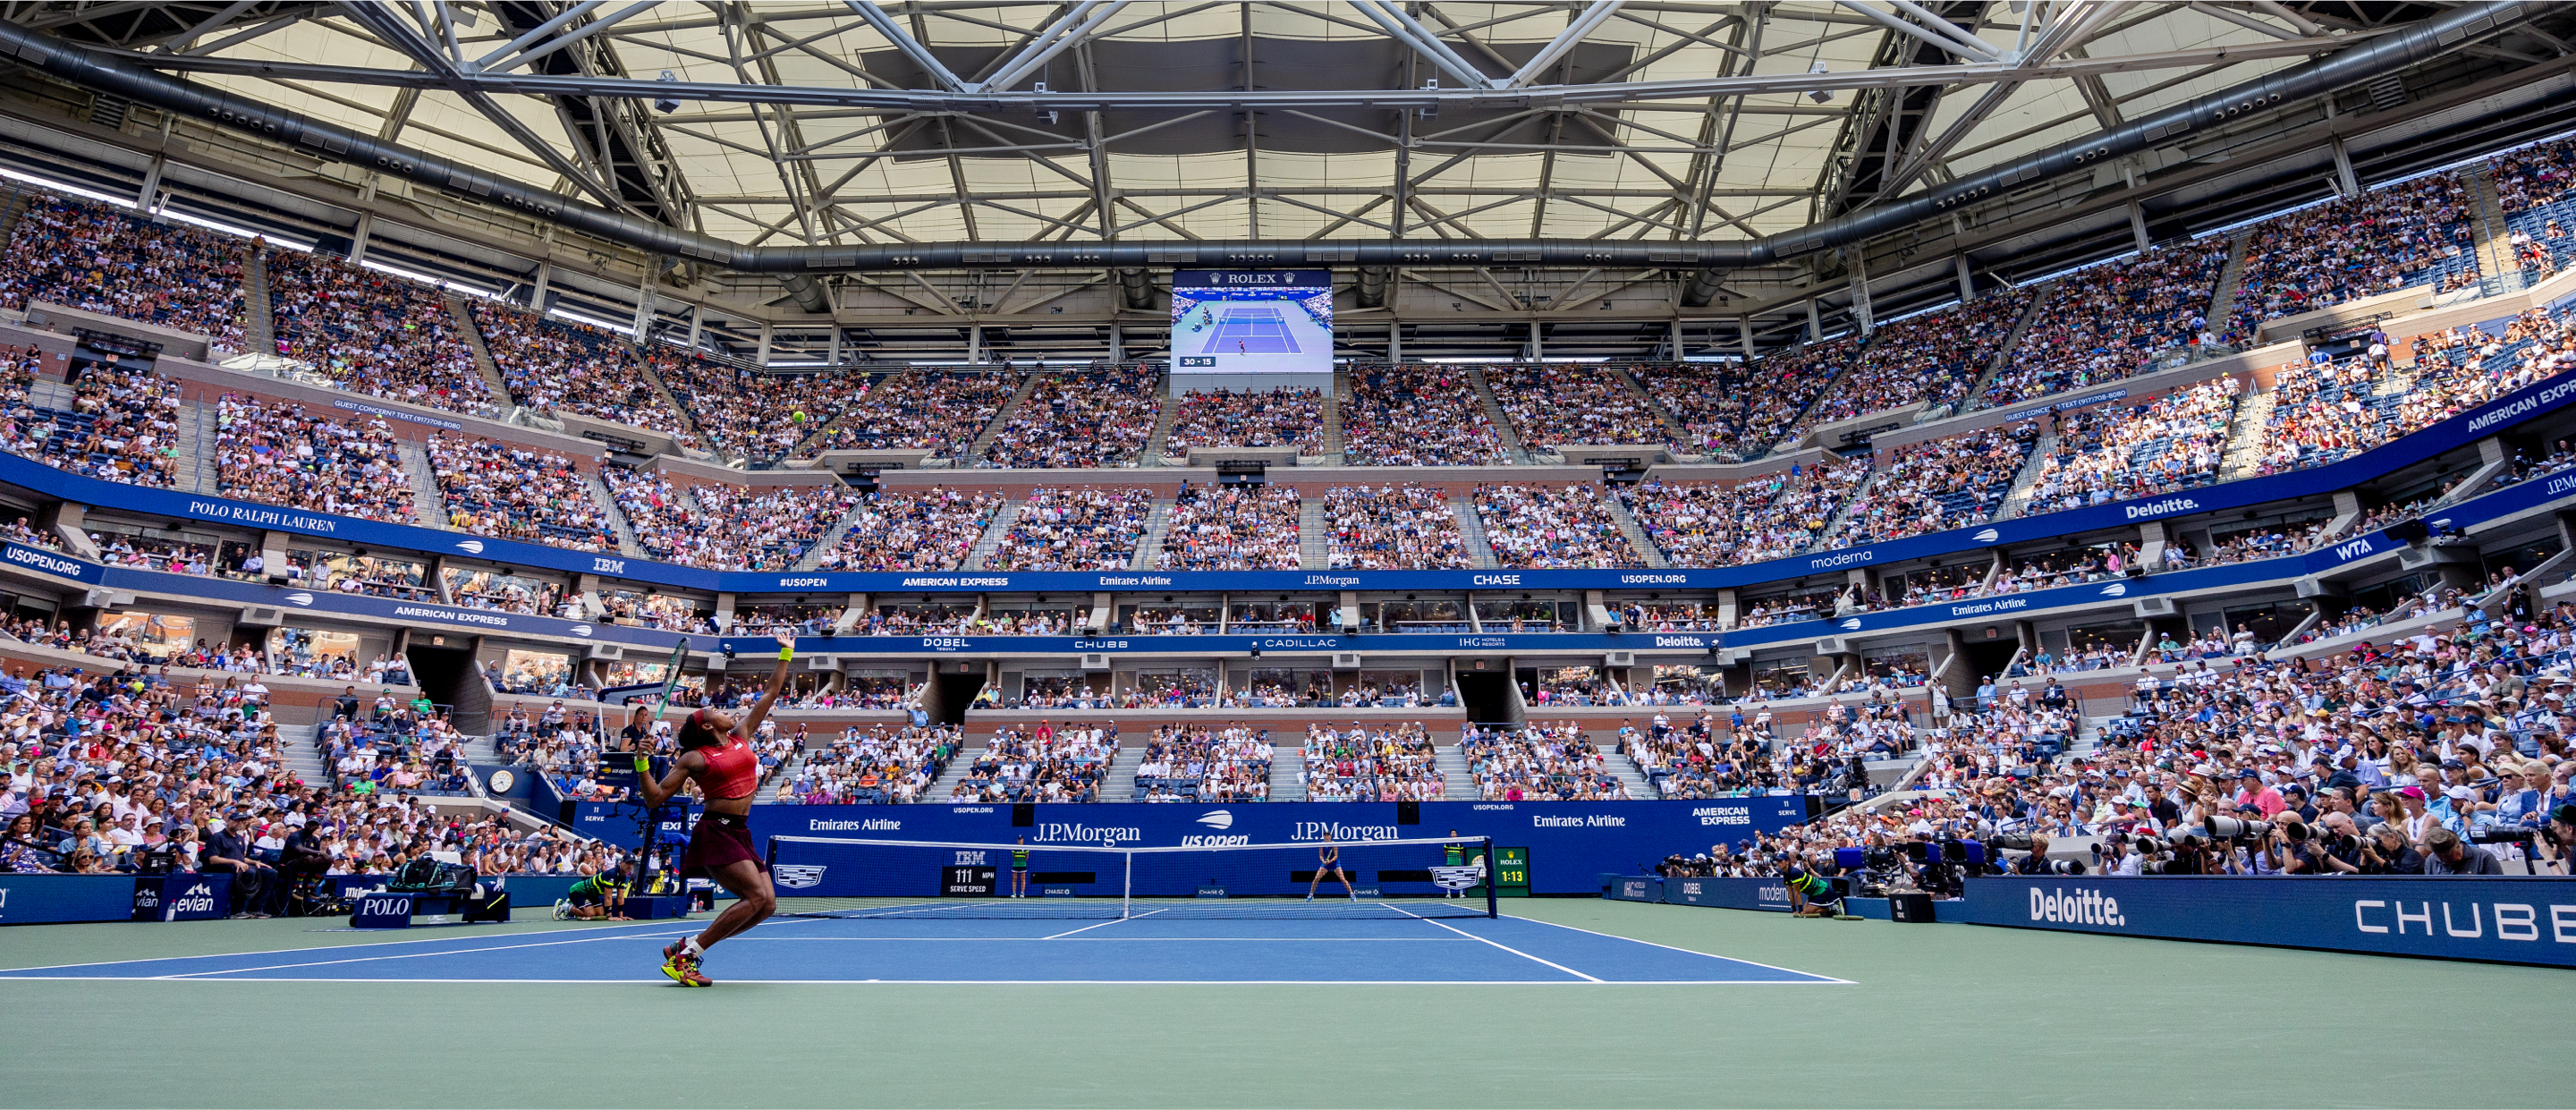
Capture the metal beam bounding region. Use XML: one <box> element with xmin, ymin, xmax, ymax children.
<box><xmin>845</xmin><ymin>0</ymin><xmax>969</xmax><ymax>92</ymax></box>
<box><xmin>481</xmin><ymin>1</ymin><xmax>661</xmax><ymax>76</ymax></box>
<box><xmin>1504</xmin><ymin>0</ymin><xmax>1626</xmax><ymax>89</ymax></box>
<box><xmin>1835</xmin><ymin>0</ymin><xmax>1999</xmax><ymax>62</ymax></box>
<box><xmin>1346</xmin><ymin>0</ymin><xmax>1496</xmax><ymax>89</ymax></box>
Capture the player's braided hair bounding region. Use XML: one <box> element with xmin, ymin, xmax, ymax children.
<box><xmin>675</xmin><ymin>708</ymin><xmax>727</xmax><ymax>750</ymax></box>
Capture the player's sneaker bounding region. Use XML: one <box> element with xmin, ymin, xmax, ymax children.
<box><xmin>551</xmin><ymin>899</ymin><xmax>571</xmax><ymax>921</ymax></box>
<box><xmin>661</xmin><ymin>942</ymin><xmax>713</xmax><ymax>987</ymax></box>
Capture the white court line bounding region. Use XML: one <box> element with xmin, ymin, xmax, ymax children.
<box><xmin>1041</xmin><ymin>908</ymin><xmax>1168</xmax><ymax>939</ymax></box>
<box><xmin>0</xmin><ymin>975</ymin><xmax>1827</xmax><ymax>985</ymax></box>
<box><xmin>157</xmin><ymin>928</ymin><xmax>703</xmax><ymax>979</ymax></box>
<box><xmin>1497</xmin><ymin>913</ymin><xmax>1855</xmax><ymax>985</ymax></box>
<box><xmin>723</xmin><ymin>936</ymin><xmax>1462</xmax><ymax>942</ymax></box>
<box><xmin>1393</xmin><ymin>905</ymin><xmax>1600</xmax><ymax>983</ymax></box>
<box><xmin>0</xmin><ymin>918</ymin><xmax>688</xmax><ymax>975</ymax></box>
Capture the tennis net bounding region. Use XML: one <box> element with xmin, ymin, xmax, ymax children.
<box><xmin>765</xmin><ymin>835</ymin><xmax>1498</xmax><ymax>919</ymax></box>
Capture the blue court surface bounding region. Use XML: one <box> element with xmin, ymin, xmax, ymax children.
<box><xmin>1200</xmin><ymin>303</ymin><xmax>1301</xmax><ymax>354</ymax></box>
<box><xmin>0</xmin><ymin>912</ymin><xmax>1847</xmax><ymax>985</ymax></box>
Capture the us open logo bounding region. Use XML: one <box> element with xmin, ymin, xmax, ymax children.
<box><xmin>774</xmin><ymin>865</ymin><xmax>826</xmax><ymax>890</ymax></box>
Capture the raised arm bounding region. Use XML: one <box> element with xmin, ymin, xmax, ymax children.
<box><xmin>736</xmin><ymin>632</ymin><xmax>798</xmax><ymax>741</ymax></box>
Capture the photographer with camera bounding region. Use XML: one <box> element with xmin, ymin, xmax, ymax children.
<box><xmin>2356</xmin><ymin>821</ymin><xmax>2424</xmax><ymax>874</ymax></box>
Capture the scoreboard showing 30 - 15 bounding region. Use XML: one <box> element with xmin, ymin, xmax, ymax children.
<box><xmin>1169</xmin><ymin>268</ymin><xmax>1334</xmax><ymax>375</ymax></box>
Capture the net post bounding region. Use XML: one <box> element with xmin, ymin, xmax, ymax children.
<box><xmin>1483</xmin><ymin>837</ymin><xmax>1498</xmax><ymax>919</ymax></box>
<box><xmin>1122</xmin><ymin>849</ymin><xmax>1133</xmax><ymax>919</ymax></box>
<box><xmin>763</xmin><ymin>835</ymin><xmax>777</xmax><ymax>870</ymax></box>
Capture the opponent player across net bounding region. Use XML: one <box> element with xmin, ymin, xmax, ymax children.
<box><xmin>761</xmin><ymin>834</ymin><xmax>1501</xmax><ymax>919</ymax></box>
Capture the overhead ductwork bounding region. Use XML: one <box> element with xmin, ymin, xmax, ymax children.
<box><xmin>0</xmin><ymin>2</ymin><xmax>2543</xmax><ymax>277</ymax></box>
<box><xmin>1352</xmin><ymin>266</ymin><xmax>1391</xmax><ymax>309</ymax></box>
<box><xmin>777</xmin><ymin>273</ymin><xmax>830</xmax><ymax>314</ymax></box>
<box><xmin>1117</xmin><ymin>267</ymin><xmax>1155</xmax><ymax>310</ymax></box>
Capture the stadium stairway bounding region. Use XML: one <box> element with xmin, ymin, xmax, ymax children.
<box><xmin>2217</xmin><ymin>385</ymin><xmax>2280</xmax><ymax>480</ymax></box>
<box><xmin>584</xmin><ymin>471</ymin><xmax>649</xmax><ymax>557</ymax></box>
<box><xmin>1450</xmin><ymin>493</ymin><xmax>1501</xmax><ymax>569</ymax></box>
<box><xmin>1140</xmin><ymin>403</ymin><xmax>1179</xmax><ymax>464</ymax></box>
<box><xmin>0</xmin><ymin>183</ymin><xmax>30</xmax><ymax>245</ymax></box>
<box><xmin>2466</xmin><ymin>165</ymin><xmax>2519</xmax><ymax>284</ymax></box>
<box><xmin>399</xmin><ymin>441</ymin><xmax>451</xmax><ymax>527</ymax></box>
<box><xmin>1322</xmin><ymin>370</ymin><xmax>1346</xmax><ymax>457</ymax></box>
<box><xmin>1297</xmin><ymin>498</ymin><xmax>1327</xmax><ymax>569</ymax></box>
<box><xmin>1616</xmin><ymin>364</ymin><xmax>1694</xmax><ymax>449</ymax></box>
<box><xmin>962</xmin><ymin>372</ymin><xmax>1041</xmax><ymax>461</ymax></box>
<box><xmin>636</xmin><ymin>361</ymin><xmax>705</xmax><ymax>446</ymax></box>
<box><xmin>794</xmin><ymin>500</ymin><xmax>873</xmax><ymax>572</ymax></box>
<box><xmin>240</xmin><ymin>245</ymin><xmax>275</xmax><ymax>355</ymax></box>
<box><xmin>1464</xmin><ymin>368</ymin><xmax>1532</xmax><ymax>462</ymax></box>
<box><xmin>1963</xmin><ymin>280</ymin><xmax>2055</xmax><ymax>408</ymax></box>
<box><xmin>1606</xmin><ymin>750</ymin><xmax>1656</xmax><ymax>801</ymax></box>
<box><xmin>1435</xmin><ymin>745</ymin><xmax>1475</xmax><ymax>800</ymax></box>
<box><xmin>445</xmin><ymin>294</ymin><xmax>513</xmax><ymax>400</ymax></box>
<box><xmin>964</xmin><ymin>501</ymin><xmax>1021</xmax><ymax>569</ymax></box>
<box><xmin>1269</xmin><ymin>749</ymin><xmax>1306</xmax><ymax>801</ymax></box>
<box><xmin>169</xmin><ymin>399</ymin><xmax>212</xmax><ymax>494</ymax></box>
<box><xmin>1099</xmin><ymin>746</ymin><xmax>1148</xmax><ymax>801</ymax></box>
<box><xmin>923</xmin><ymin>750</ymin><xmax>983</xmax><ymax>801</ymax></box>
<box><xmin>2205</xmin><ymin>230</ymin><xmax>2253</xmax><ymax>330</ymax></box>
<box><xmin>1129</xmin><ymin>496</ymin><xmax>1175</xmax><ymax>570</ymax></box>
<box><xmin>1602</xmin><ymin>494</ymin><xmax>1670</xmax><ymax>568</ymax></box>
<box><xmin>1994</xmin><ymin>430</ymin><xmax>2059</xmax><ymax>520</ymax></box>
<box><xmin>275</xmin><ymin>722</ymin><xmax>330</xmax><ymax>784</ymax></box>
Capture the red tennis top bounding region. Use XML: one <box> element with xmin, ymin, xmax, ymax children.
<box><xmin>699</xmin><ymin>735</ymin><xmax>759</xmax><ymax>801</ymax></box>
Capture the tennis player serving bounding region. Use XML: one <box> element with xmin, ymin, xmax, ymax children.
<box><xmin>637</xmin><ymin>632</ymin><xmax>796</xmax><ymax>987</ymax></box>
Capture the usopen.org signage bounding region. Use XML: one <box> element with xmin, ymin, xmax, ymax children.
<box><xmin>739</xmin><ymin>797</ymin><xmax>1804</xmax><ymax>896</ymax></box>
<box><xmin>1953</xmin><ymin>876</ymin><xmax>2576</xmax><ymax>968</ymax></box>
<box><xmin>3</xmin><ymin>540</ymin><xmax>102</xmax><ymax>583</ymax></box>
<box><xmin>4</xmin><ymin>364</ymin><xmax>2573</xmax><ymax>599</ymax></box>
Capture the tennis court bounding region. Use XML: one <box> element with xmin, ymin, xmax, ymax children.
<box><xmin>0</xmin><ymin>906</ymin><xmax>1844</xmax><ymax>985</ymax></box>
<box><xmin>5</xmin><ymin>896</ymin><xmax>2569</xmax><ymax>1106</ymax></box>
<box><xmin>1199</xmin><ymin>302</ymin><xmax>1301</xmax><ymax>353</ymax></box>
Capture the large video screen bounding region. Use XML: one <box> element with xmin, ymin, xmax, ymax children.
<box><xmin>1169</xmin><ymin>269</ymin><xmax>1333</xmax><ymax>374</ymax></box>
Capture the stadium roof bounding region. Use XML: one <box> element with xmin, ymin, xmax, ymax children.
<box><xmin>3</xmin><ymin>1</ymin><xmax>2572</xmax><ymax>360</ymax></box>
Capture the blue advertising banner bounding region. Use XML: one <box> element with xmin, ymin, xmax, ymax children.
<box><xmin>4</xmin><ymin>364</ymin><xmax>2573</xmax><ymax>598</ymax></box>
<box><xmin>0</xmin><ymin>874</ymin><xmax>147</xmax><ymax>924</ymax></box>
<box><xmin>3</xmin><ymin>539</ymin><xmax>103</xmax><ymax>583</ymax></box>
<box><xmin>349</xmin><ymin>890</ymin><xmax>415</xmax><ymax>928</ymax></box>
<box><xmin>129</xmin><ymin>873</ymin><xmax>231</xmax><ymax>921</ymax></box>
<box><xmin>1607</xmin><ymin>876</ymin><xmax>1662</xmax><ymax>902</ymax></box>
<box><xmin>1661</xmin><ymin>875</ymin><xmax>1794</xmax><ymax>911</ymax></box>
<box><xmin>1953</xmin><ymin>876</ymin><xmax>2576</xmax><ymax>968</ymax></box>
<box><xmin>740</xmin><ymin>797</ymin><xmax>1805</xmax><ymax>896</ymax></box>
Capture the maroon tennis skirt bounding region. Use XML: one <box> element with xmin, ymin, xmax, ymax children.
<box><xmin>679</xmin><ymin>811</ymin><xmax>765</xmax><ymax>877</ymax></box>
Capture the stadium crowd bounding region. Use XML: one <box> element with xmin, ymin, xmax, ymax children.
<box><xmin>1824</xmin><ymin>423</ymin><xmax>2036</xmax><ymax>546</ymax></box>
<box><xmin>1161</xmin><ymin>387</ymin><xmax>1324</xmax><ymax>454</ymax></box>
<box><xmin>1985</xmin><ymin>244</ymin><xmax>2226</xmax><ymax>408</ymax></box>
<box><xmin>427</xmin><ymin>432</ymin><xmax>618</xmax><ymax>552</ymax></box>
<box><xmin>977</xmin><ymin>368</ymin><xmax>1160</xmax><ymax>469</ymax></box>
<box><xmin>1475</xmin><ymin>483</ymin><xmax>1644</xmax><ymax>569</ymax></box>
<box><xmin>1484</xmin><ymin>366</ymin><xmax>1671</xmax><ymax>450</ymax></box>
<box><xmin>944</xmin><ymin>721</ymin><xmax>1114</xmax><ymax>803</ymax></box>
<box><xmin>650</xmin><ymin>354</ymin><xmax>859</xmax><ymax>464</ymax></box>
<box><xmin>798</xmin><ymin>370</ymin><xmax>1016</xmax><ymax>456</ymax></box>
<box><xmin>808</xmin><ymin>487</ymin><xmax>1002</xmax><ymax>572</ymax></box>
<box><xmin>980</xmin><ymin>487</ymin><xmax>1153</xmax><ymax>571</ymax></box>
<box><xmin>1325</xmin><ymin>483</ymin><xmax>1472</xmax><ymax>570</ymax></box>
<box><xmin>470</xmin><ymin>303</ymin><xmax>694</xmax><ymax>443</ymax></box>
<box><xmin>0</xmin><ymin>356</ymin><xmax>183</xmax><ymax>488</ymax></box>
<box><xmin>266</xmin><ymin>252</ymin><xmax>495</xmax><ymax>416</ymax></box>
<box><xmin>1300</xmin><ymin>722</ymin><xmax>1445</xmax><ymax>802</ymax></box>
<box><xmin>1464</xmin><ymin>722</ymin><xmax>1633</xmax><ymax>801</ymax></box>
<box><xmin>1792</xmin><ymin>288</ymin><xmax>2032</xmax><ymax>435</ymax></box>
<box><xmin>1155</xmin><ymin>481</ymin><xmax>1301</xmax><ymax>571</ymax></box>
<box><xmin>1621</xmin><ymin>456</ymin><xmax>1872</xmax><ymax>567</ymax></box>
<box><xmin>2018</xmin><ymin>379</ymin><xmax>2241</xmax><ymax>514</ymax></box>
<box><xmin>1135</xmin><ymin>724</ymin><xmax>1274</xmax><ymax>803</ymax></box>
<box><xmin>1340</xmin><ymin>368</ymin><xmax>1510</xmax><ymax>465</ymax></box>
<box><xmin>0</xmin><ymin>192</ymin><xmax>246</xmax><ymax>353</ymax></box>
<box><xmin>213</xmin><ymin>394</ymin><xmax>417</xmax><ymax>524</ymax></box>
<box><xmin>775</xmin><ymin>724</ymin><xmax>959</xmax><ymax>805</ymax></box>
<box><xmin>2226</xmin><ymin>174</ymin><xmax>2479</xmax><ymax>344</ymax></box>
